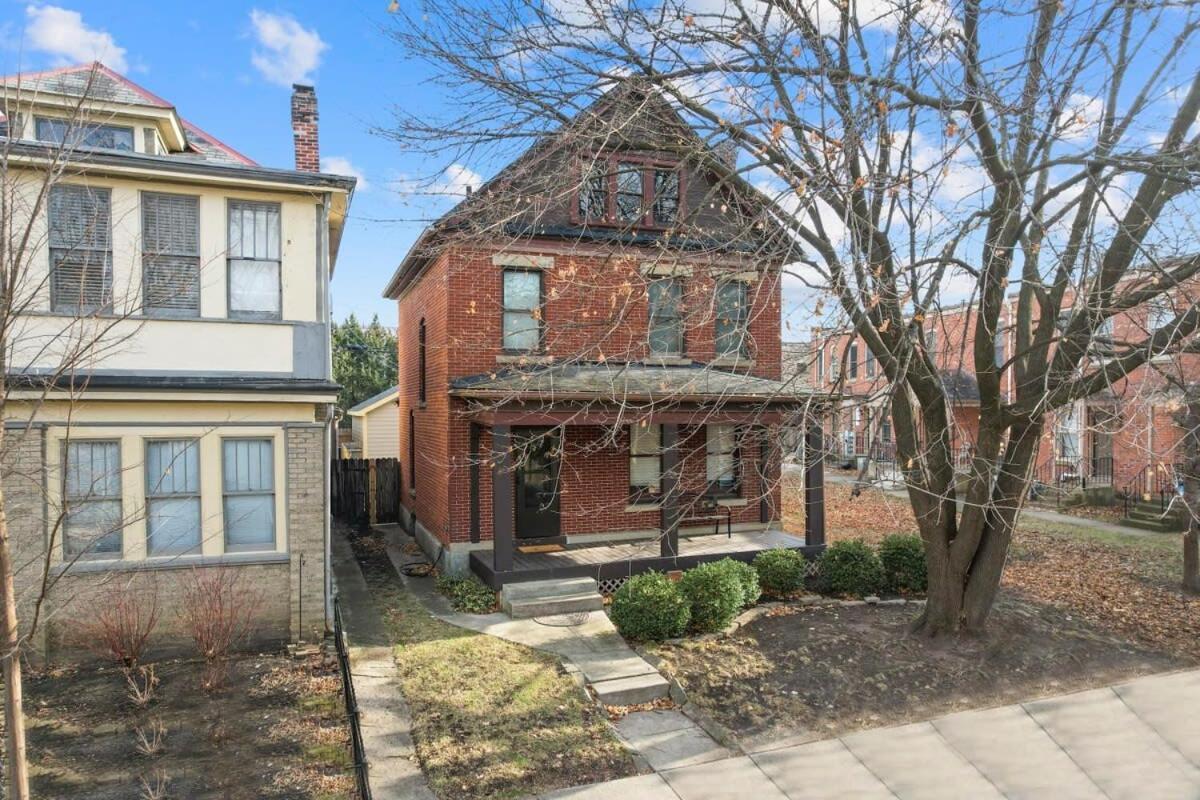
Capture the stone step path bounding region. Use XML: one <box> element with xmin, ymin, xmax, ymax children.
<box><xmin>501</xmin><ymin>576</ymin><xmax>606</xmax><ymax>618</ymax></box>
<box><xmin>537</xmin><ymin>668</ymin><xmax>1200</xmax><ymax>799</ymax></box>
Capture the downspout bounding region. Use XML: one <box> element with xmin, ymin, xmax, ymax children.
<box><xmin>320</xmin><ymin>191</ymin><xmax>334</xmax><ymax>633</ymax></box>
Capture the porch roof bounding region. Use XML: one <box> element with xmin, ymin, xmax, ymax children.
<box><xmin>449</xmin><ymin>362</ymin><xmax>823</xmax><ymax>405</ymax></box>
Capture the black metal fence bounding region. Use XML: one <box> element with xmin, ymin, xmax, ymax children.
<box><xmin>333</xmin><ymin>596</ymin><xmax>371</xmax><ymax>799</ymax></box>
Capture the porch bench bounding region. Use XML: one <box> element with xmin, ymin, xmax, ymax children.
<box><xmin>677</xmin><ymin>492</ymin><xmax>733</xmax><ymax>539</ymax></box>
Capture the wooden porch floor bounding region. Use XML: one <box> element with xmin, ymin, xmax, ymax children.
<box><xmin>471</xmin><ymin>528</ymin><xmax>816</xmax><ymax>589</ymax></box>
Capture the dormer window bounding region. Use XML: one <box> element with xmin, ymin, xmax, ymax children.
<box><xmin>577</xmin><ymin>155</ymin><xmax>681</xmax><ymax>228</ymax></box>
<box><xmin>35</xmin><ymin>117</ymin><xmax>134</xmax><ymax>152</ymax></box>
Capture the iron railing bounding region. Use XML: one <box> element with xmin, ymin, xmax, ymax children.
<box><xmin>1122</xmin><ymin>463</ymin><xmax>1179</xmax><ymax>517</ymax></box>
<box><xmin>333</xmin><ymin>596</ymin><xmax>371</xmax><ymax>800</ymax></box>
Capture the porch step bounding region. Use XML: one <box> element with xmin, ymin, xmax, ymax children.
<box><xmin>591</xmin><ymin>672</ymin><xmax>672</xmax><ymax>706</ymax></box>
<box><xmin>501</xmin><ymin>577</ymin><xmax>605</xmax><ymax>619</ymax></box>
<box><xmin>1122</xmin><ymin>516</ymin><xmax>1180</xmax><ymax>533</ymax></box>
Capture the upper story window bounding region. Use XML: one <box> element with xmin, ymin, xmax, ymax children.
<box><xmin>1148</xmin><ymin>298</ymin><xmax>1173</xmax><ymax>333</ymax></box>
<box><xmin>815</xmin><ymin>347</ymin><xmax>824</xmax><ymax>382</ymax></box>
<box><xmin>714</xmin><ymin>280</ymin><xmax>748</xmax><ymax>357</ymax></box>
<box><xmin>36</xmin><ymin>117</ymin><xmax>134</xmax><ymax>152</ymax></box>
<box><xmin>228</xmin><ymin>201</ymin><xmax>282</xmax><ymax>320</ymax></box>
<box><xmin>648</xmin><ymin>277</ymin><xmax>684</xmax><ymax>355</ymax></box>
<box><xmin>63</xmin><ymin>440</ymin><xmax>123</xmax><ymax>558</ymax></box>
<box><xmin>418</xmin><ymin>318</ymin><xmax>427</xmax><ymax>403</ymax></box>
<box><xmin>577</xmin><ymin>155</ymin><xmax>681</xmax><ymax>228</ymax></box>
<box><xmin>142</xmin><ymin>192</ymin><xmax>200</xmax><ymax>317</ymax></box>
<box><xmin>48</xmin><ymin>184</ymin><xmax>112</xmax><ymax>313</ymax></box>
<box><xmin>865</xmin><ymin>346</ymin><xmax>876</xmax><ymax>377</ymax></box>
<box><xmin>502</xmin><ymin>269</ymin><xmax>542</xmax><ymax>351</ymax></box>
<box><xmin>848</xmin><ymin>341</ymin><xmax>859</xmax><ymax>379</ymax></box>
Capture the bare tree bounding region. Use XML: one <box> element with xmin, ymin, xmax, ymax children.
<box><xmin>383</xmin><ymin>0</ymin><xmax>1200</xmax><ymax>635</ymax></box>
<box><xmin>0</xmin><ymin>65</ymin><xmax>159</xmax><ymax>797</ymax></box>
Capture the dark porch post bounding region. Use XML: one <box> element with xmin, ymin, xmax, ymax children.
<box><xmin>660</xmin><ymin>423</ymin><xmax>681</xmax><ymax>558</ymax></box>
<box><xmin>469</xmin><ymin>423</ymin><xmax>481</xmax><ymax>543</ymax></box>
<box><xmin>804</xmin><ymin>423</ymin><xmax>826</xmax><ymax>547</ymax></box>
<box><xmin>492</xmin><ymin>424</ymin><xmax>514</xmax><ymax>572</ymax></box>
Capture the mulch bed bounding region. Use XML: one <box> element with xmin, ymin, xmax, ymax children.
<box><xmin>21</xmin><ymin>652</ymin><xmax>354</xmax><ymax>800</ymax></box>
<box><xmin>651</xmin><ymin>597</ymin><xmax>1192</xmax><ymax>745</ymax></box>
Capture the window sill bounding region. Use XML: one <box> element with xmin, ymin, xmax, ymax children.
<box><xmin>417</xmin><ymin>401</ymin><xmax>427</xmax><ymax>410</ymax></box>
<box><xmin>644</xmin><ymin>355</ymin><xmax>692</xmax><ymax>366</ymax></box>
<box><xmin>625</xmin><ymin>503</ymin><xmax>661</xmax><ymax>513</ymax></box>
<box><xmin>496</xmin><ymin>354</ymin><xmax>554</xmax><ymax>365</ymax></box>
<box><xmin>711</xmin><ymin>358</ymin><xmax>756</xmax><ymax>369</ymax></box>
<box><xmin>53</xmin><ymin>550</ymin><xmax>289</xmax><ymax>576</ymax></box>
<box><xmin>716</xmin><ymin>498</ymin><xmax>749</xmax><ymax>507</ymax></box>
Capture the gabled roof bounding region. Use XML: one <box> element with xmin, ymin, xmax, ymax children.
<box><xmin>383</xmin><ymin>82</ymin><xmax>793</xmax><ymax>299</ymax></box>
<box><xmin>349</xmin><ymin>385</ymin><xmax>400</xmax><ymax>415</ymax></box>
<box><xmin>1</xmin><ymin>62</ymin><xmax>256</xmax><ymax>166</ymax></box>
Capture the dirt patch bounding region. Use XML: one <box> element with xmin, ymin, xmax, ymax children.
<box><xmin>349</xmin><ymin>529</ymin><xmax>636</xmax><ymax>800</ymax></box>
<box><xmin>651</xmin><ymin>596</ymin><xmax>1192</xmax><ymax>745</ymax></box>
<box><xmin>22</xmin><ymin>652</ymin><xmax>354</xmax><ymax>799</ymax></box>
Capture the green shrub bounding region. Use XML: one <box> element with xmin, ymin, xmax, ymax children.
<box><xmin>710</xmin><ymin>558</ymin><xmax>761</xmax><ymax>609</ymax></box>
<box><xmin>753</xmin><ymin>549</ymin><xmax>808</xmax><ymax>598</ymax></box>
<box><xmin>678</xmin><ymin>562</ymin><xmax>745</xmax><ymax>633</ymax></box>
<box><xmin>819</xmin><ymin>540</ymin><xmax>885</xmax><ymax>597</ymax></box>
<box><xmin>878</xmin><ymin>534</ymin><xmax>927</xmax><ymax>594</ymax></box>
<box><xmin>435</xmin><ymin>574</ymin><xmax>497</xmax><ymax>613</ymax></box>
<box><xmin>610</xmin><ymin>572</ymin><xmax>691</xmax><ymax>641</ymax></box>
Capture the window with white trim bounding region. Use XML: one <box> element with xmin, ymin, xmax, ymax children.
<box><xmin>145</xmin><ymin>439</ymin><xmax>201</xmax><ymax>555</ymax></box>
<box><xmin>706</xmin><ymin>425</ymin><xmax>740</xmax><ymax>496</ymax></box>
<box><xmin>142</xmin><ymin>192</ymin><xmax>200</xmax><ymax>317</ymax></box>
<box><xmin>49</xmin><ymin>185</ymin><xmax>112</xmax><ymax>313</ymax></box>
<box><xmin>222</xmin><ymin>438</ymin><xmax>276</xmax><ymax>551</ymax></box>
<box><xmin>848</xmin><ymin>341</ymin><xmax>859</xmax><ymax>379</ymax></box>
<box><xmin>63</xmin><ymin>440</ymin><xmax>123</xmax><ymax>558</ymax></box>
<box><xmin>228</xmin><ymin>201</ymin><xmax>281</xmax><ymax>319</ymax></box>
<box><xmin>648</xmin><ymin>278</ymin><xmax>684</xmax><ymax>355</ymax></box>
<box><xmin>629</xmin><ymin>424</ymin><xmax>663</xmax><ymax>501</ymax></box>
<box><xmin>865</xmin><ymin>346</ymin><xmax>876</xmax><ymax>378</ymax></box>
<box><xmin>1056</xmin><ymin>406</ymin><xmax>1080</xmax><ymax>460</ymax></box>
<box><xmin>36</xmin><ymin>117</ymin><xmax>133</xmax><ymax>151</ymax></box>
<box><xmin>715</xmin><ymin>280</ymin><xmax>748</xmax><ymax>357</ymax></box>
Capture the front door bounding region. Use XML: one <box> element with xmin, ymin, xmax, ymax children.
<box><xmin>1088</xmin><ymin>408</ymin><xmax>1115</xmax><ymax>482</ymax></box>
<box><xmin>514</xmin><ymin>428</ymin><xmax>561</xmax><ymax>540</ymax></box>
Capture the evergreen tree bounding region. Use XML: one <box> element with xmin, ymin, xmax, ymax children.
<box><xmin>332</xmin><ymin>313</ymin><xmax>397</xmax><ymax>422</ymax></box>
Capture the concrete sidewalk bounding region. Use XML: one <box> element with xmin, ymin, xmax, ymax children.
<box><xmin>539</xmin><ymin>668</ymin><xmax>1200</xmax><ymax>800</ymax></box>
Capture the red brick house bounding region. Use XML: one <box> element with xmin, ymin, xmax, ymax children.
<box><xmin>383</xmin><ymin>87</ymin><xmax>828</xmax><ymax>587</ymax></box>
<box><xmin>809</xmin><ymin>279</ymin><xmax>1200</xmax><ymax>526</ymax></box>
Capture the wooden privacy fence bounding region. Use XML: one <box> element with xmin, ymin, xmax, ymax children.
<box><xmin>332</xmin><ymin>458</ymin><xmax>402</xmax><ymax>525</ymax></box>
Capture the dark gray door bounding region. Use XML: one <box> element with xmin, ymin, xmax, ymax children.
<box><xmin>514</xmin><ymin>428</ymin><xmax>561</xmax><ymax>540</ymax></box>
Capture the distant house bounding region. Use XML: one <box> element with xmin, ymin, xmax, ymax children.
<box><xmin>348</xmin><ymin>386</ymin><xmax>401</xmax><ymax>459</ymax></box>
<box><xmin>0</xmin><ymin>63</ymin><xmax>356</xmax><ymax>655</ymax></box>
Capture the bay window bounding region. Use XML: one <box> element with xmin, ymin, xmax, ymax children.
<box><xmin>228</xmin><ymin>200</ymin><xmax>281</xmax><ymax>319</ymax></box>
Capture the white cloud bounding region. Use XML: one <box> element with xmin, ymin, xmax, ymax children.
<box><xmin>1059</xmin><ymin>92</ymin><xmax>1104</xmax><ymax>142</ymax></box>
<box><xmin>432</xmin><ymin>163</ymin><xmax>483</xmax><ymax>197</ymax></box>
<box><xmin>248</xmin><ymin>10</ymin><xmax>326</xmax><ymax>87</ymax></box>
<box><xmin>24</xmin><ymin>5</ymin><xmax>127</xmax><ymax>73</ymax></box>
<box><xmin>321</xmin><ymin>156</ymin><xmax>368</xmax><ymax>191</ymax></box>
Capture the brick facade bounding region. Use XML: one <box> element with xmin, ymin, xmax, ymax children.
<box><xmin>286</xmin><ymin>424</ymin><xmax>328</xmax><ymax>641</ymax></box>
<box><xmin>397</xmin><ymin>242</ymin><xmax>786</xmax><ymax>564</ymax></box>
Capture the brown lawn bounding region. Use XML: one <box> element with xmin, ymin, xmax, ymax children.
<box><xmin>662</xmin><ymin>478</ymin><xmax>1200</xmax><ymax>746</ymax></box>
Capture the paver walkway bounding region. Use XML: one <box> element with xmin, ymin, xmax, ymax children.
<box><xmin>538</xmin><ymin>668</ymin><xmax>1200</xmax><ymax>799</ymax></box>
<box><xmin>329</xmin><ymin>532</ymin><xmax>436</xmax><ymax>800</ymax></box>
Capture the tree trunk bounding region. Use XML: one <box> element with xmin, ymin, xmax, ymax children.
<box><xmin>0</xmin><ymin>481</ymin><xmax>30</xmax><ymax>800</ymax></box>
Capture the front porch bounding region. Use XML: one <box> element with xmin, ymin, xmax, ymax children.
<box><xmin>470</xmin><ymin>527</ymin><xmax>820</xmax><ymax>590</ymax></box>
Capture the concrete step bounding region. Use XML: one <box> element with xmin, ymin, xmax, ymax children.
<box><xmin>501</xmin><ymin>576</ymin><xmax>599</xmax><ymax>602</ymax></box>
<box><xmin>504</xmin><ymin>592</ymin><xmax>605</xmax><ymax>619</ymax></box>
<box><xmin>1121</xmin><ymin>517</ymin><xmax>1178</xmax><ymax>533</ymax></box>
<box><xmin>591</xmin><ymin>671</ymin><xmax>671</xmax><ymax>706</ymax></box>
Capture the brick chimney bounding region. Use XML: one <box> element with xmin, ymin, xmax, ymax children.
<box><xmin>291</xmin><ymin>84</ymin><xmax>319</xmax><ymax>172</ymax></box>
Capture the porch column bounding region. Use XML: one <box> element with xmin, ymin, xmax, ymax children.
<box><xmin>660</xmin><ymin>423</ymin><xmax>681</xmax><ymax>558</ymax></box>
<box><xmin>492</xmin><ymin>424</ymin><xmax>514</xmax><ymax>572</ymax></box>
<box><xmin>804</xmin><ymin>423</ymin><xmax>826</xmax><ymax>547</ymax></box>
<box><xmin>469</xmin><ymin>423</ymin><xmax>481</xmax><ymax>543</ymax></box>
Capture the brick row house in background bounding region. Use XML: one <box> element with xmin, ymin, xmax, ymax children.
<box><xmin>0</xmin><ymin>64</ymin><xmax>355</xmax><ymax>655</ymax></box>
<box><xmin>385</xmin><ymin>86</ymin><xmax>829</xmax><ymax>588</ymax></box>
<box><xmin>808</xmin><ymin>274</ymin><xmax>1200</xmax><ymax>516</ymax></box>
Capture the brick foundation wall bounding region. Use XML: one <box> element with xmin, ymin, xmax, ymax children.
<box><xmin>286</xmin><ymin>424</ymin><xmax>327</xmax><ymax>641</ymax></box>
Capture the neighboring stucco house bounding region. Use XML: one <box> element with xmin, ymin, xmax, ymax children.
<box><xmin>0</xmin><ymin>63</ymin><xmax>355</xmax><ymax>655</ymax></box>
<box><xmin>383</xmin><ymin>85</ymin><xmax>829</xmax><ymax>589</ymax></box>
<box><xmin>348</xmin><ymin>385</ymin><xmax>401</xmax><ymax>459</ymax></box>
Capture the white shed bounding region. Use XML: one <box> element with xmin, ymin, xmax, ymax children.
<box><xmin>347</xmin><ymin>385</ymin><xmax>400</xmax><ymax>459</ymax></box>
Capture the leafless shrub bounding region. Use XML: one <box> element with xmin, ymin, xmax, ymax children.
<box><xmin>124</xmin><ymin>664</ymin><xmax>159</xmax><ymax>710</ymax></box>
<box><xmin>138</xmin><ymin>769</ymin><xmax>170</xmax><ymax>800</ymax></box>
<box><xmin>134</xmin><ymin>717</ymin><xmax>167</xmax><ymax>757</ymax></box>
<box><xmin>175</xmin><ymin>568</ymin><xmax>264</xmax><ymax>691</ymax></box>
<box><xmin>74</xmin><ymin>579</ymin><xmax>160</xmax><ymax>668</ymax></box>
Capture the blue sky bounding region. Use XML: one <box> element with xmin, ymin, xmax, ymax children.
<box><xmin>0</xmin><ymin>1</ymin><xmax>450</xmax><ymax>325</ymax></box>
